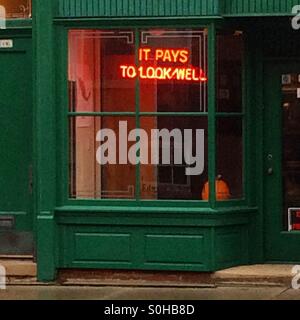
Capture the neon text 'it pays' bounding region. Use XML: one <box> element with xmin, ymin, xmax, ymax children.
<box><xmin>120</xmin><ymin>48</ymin><xmax>208</xmax><ymax>83</ymax></box>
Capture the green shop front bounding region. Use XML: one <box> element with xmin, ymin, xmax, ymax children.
<box><xmin>1</xmin><ymin>0</ymin><xmax>300</xmax><ymax>281</ymax></box>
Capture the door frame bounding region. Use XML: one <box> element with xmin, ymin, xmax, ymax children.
<box><xmin>263</xmin><ymin>59</ymin><xmax>300</xmax><ymax>263</ymax></box>
<box><xmin>0</xmin><ymin>29</ymin><xmax>34</xmax><ymax>255</ymax></box>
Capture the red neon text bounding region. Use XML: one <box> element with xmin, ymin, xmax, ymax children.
<box><xmin>120</xmin><ymin>65</ymin><xmax>208</xmax><ymax>82</ymax></box>
<box><xmin>139</xmin><ymin>48</ymin><xmax>190</xmax><ymax>64</ymax></box>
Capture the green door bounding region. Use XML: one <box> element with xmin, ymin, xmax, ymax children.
<box><xmin>0</xmin><ymin>36</ymin><xmax>33</xmax><ymax>255</ymax></box>
<box><xmin>265</xmin><ymin>61</ymin><xmax>300</xmax><ymax>262</ymax></box>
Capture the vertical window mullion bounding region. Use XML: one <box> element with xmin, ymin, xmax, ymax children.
<box><xmin>208</xmin><ymin>23</ymin><xmax>217</xmax><ymax>208</ymax></box>
<box><xmin>135</xmin><ymin>28</ymin><xmax>141</xmax><ymax>201</ymax></box>
<box><xmin>243</xmin><ymin>43</ymin><xmax>249</xmax><ymax>204</ymax></box>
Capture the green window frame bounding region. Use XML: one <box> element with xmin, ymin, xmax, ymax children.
<box><xmin>56</xmin><ymin>21</ymin><xmax>248</xmax><ymax>209</ymax></box>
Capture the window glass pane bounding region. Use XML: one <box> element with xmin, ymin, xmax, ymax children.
<box><xmin>217</xmin><ymin>32</ymin><xmax>244</xmax><ymax>113</ymax></box>
<box><xmin>68</xmin><ymin>28</ymin><xmax>211</xmax><ymax>202</ymax></box>
<box><xmin>68</xmin><ymin>30</ymin><xmax>135</xmax><ymax>112</ymax></box>
<box><xmin>139</xmin><ymin>29</ymin><xmax>208</xmax><ymax>113</ymax></box>
<box><xmin>69</xmin><ymin>116</ymin><xmax>136</xmax><ymax>199</ymax></box>
<box><xmin>140</xmin><ymin>117</ymin><xmax>208</xmax><ymax>200</ymax></box>
<box><xmin>0</xmin><ymin>0</ymin><xmax>31</xmax><ymax>18</ymax></box>
<box><xmin>217</xmin><ymin>118</ymin><xmax>243</xmax><ymax>200</ymax></box>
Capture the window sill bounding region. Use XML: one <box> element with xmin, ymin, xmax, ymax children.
<box><xmin>55</xmin><ymin>205</ymin><xmax>258</xmax><ymax>215</ymax></box>
<box><xmin>4</xmin><ymin>19</ymin><xmax>32</xmax><ymax>29</ymax></box>
<box><xmin>53</xmin><ymin>205</ymin><xmax>257</xmax><ymax>227</ymax></box>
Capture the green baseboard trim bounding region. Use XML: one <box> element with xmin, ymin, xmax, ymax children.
<box><xmin>36</xmin><ymin>214</ymin><xmax>57</xmax><ymax>282</ymax></box>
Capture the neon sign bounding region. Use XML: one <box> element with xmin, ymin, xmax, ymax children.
<box><xmin>120</xmin><ymin>48</ymin><xmax>207</xmax><ymax>83</ymax></box>
<box><xmin>139</xmin><ymin>48</ymin><xmax>190</xmax><ymax>63</ymax></box>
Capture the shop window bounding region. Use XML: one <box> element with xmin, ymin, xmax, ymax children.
<box><xmin>68</xmin><ymin>29</ymin><xmax>208</xmax><ymax>200</ymax></box>
<box><xmin>140</xmin><ymin>117</ymin><xmax>208</xmax><ymax>200</ymax></box>
<box><xmin>216</xmin><ymin>31</ymin><xmax>244</xmax><ymax>200</ymax></box>
<box><xmin>217</xmin><ymin>118</ymin><xmax>243</xmax><ymax>200</ymax></box>
<box><xmin>69</xmin><ymin>116</ymin><xmax>136</xmax><ymax>199</ymax></box>
<box><xmin>0</xmin><ymin>0</ymin><xmax>31</xmax><ymax>19</ymax></box>
<box><xmin>217</xmin><ymin>32</ymin><xmax>244</xmax><ymax>113</ymax></box>
<box><xmin>68</xmin><ymin>30</ymin><xmax>135</xmax><ymax>113</ymax></box>
<box><xmin>139</xmin><ymin>29</ymin><xmax>208</xmax><ymax>112</ymax></box>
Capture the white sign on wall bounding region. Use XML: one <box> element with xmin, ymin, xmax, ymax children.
<box><xmin>0</xmin><ymin>39</ymin><xmax>13</xmax><ymax>48</ymax></box>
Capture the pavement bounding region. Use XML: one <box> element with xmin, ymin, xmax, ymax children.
<box><xmin>1</xmin><ymin>260</ymin><xmax>300</xmax><ymax>300</ymax></box>
<box><xmin>0</xmin><ymin>284</ymin><xmax>299</xmax><ymax>300</ymax></box>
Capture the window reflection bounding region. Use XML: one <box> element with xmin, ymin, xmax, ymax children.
<box><xmin>216</xmin><ymin>31</ymin><xmax>244</xmax><ymax>200</ymax></box>
<box><xmin>217</xmin><ymin>32</ymin><xmax>244</xmax><ymax>113</ymax></box>
<box><xmin>140</xmin><ymin>117</ymin><xmax>208</xmax><ymax>200</ymax></box>
<box><xmin>69</xmin><ymin>117</ymin><xmax>136</xmax><ymax>199</ymax></box>
<box><xmin>0</xmin><ymin>0</ymin><xmax>31</xmax><ymax>19</ymax></box>
<box><xmin>217</xmin><ymin>118</ymin><xmax>243</xmax><ymax>200</ymax></box>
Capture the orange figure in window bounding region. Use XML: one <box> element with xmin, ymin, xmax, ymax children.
<box><xmin>201</xmin><ymin>175</ymin><xmax>231</xmax><ymax>201</ymax></box>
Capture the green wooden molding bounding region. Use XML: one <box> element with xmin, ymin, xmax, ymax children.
<box><xmin>4</xmin><ymin>19</ymin><xmax>32</xmax><ymax>29</ymax></box>
<box><xmin>33</xmin><ymin>0</ymin><xmax>56</xmax><ymax>213</ymax></box>
<box><xmin>34</xmin><ymin>0</ymin><xmax>57</xmax><ymax>281</ymax></box>
<box><xmin>223</xmin><ymin>0</ymin><xmax>299</xmax><ymax>16</ymax></box>
<box><xmin>207</xmin><ymin>23</ymin><xmax>216</xmax><ymax>207</ymax></box>
<box><xmin>55</xmin><ymin>213</ymin><xmax>252</xmax><ymax>227</ymax></box>
<box><xmin>55</xmin><ymin>0</ymin><xmax>300</xmax><ymax>18</ymax></box>
<box><xmin>55</xmin><ymin>205</ymin><xmax>258</xmax><ymax>215</ymax></box>
<box><xmin>36</xmin><ymin>214</ymin><xmax>57</xmax><ymax>281</ymax></box>
<box><xmin>56</xmin><ymin>0</ymin><xmax>220</xmax><ymax>18</ymax></box>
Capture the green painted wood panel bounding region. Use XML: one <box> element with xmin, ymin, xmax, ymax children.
<box><xmin>74</xmin><ymin>232</ymin><xmax>132</xmax><ymax>262</ymax></box>
<box><xmin>35</xmin><ymin>0</ymin><xmax>57</xmax><ymax>282</ymax></box>
<box><xmin>56</xmin><ymin>0</ymin><xmax>300</xmax><ymax>17</ymax></box>
<box><xmin>144</xmin><ymin>234</ymin><xmax>206</xmax><ymax>266</ymax></box>
<box><xmin>215</xmin><ymin>226</ymin><xmax>248</xmax><ymax>268</ymax></box>
<box><xmin>60</xmin><ymin>225</ymin><xmax>212</xmax><ymax>271</ymax></box>
<box><xmin>0</xmin><ymin>36</ymin><xmax>33</xmax><ymax>232</ymax></box>
<box><xmin>56</xmin><ymin>0</ymin><xmax>220</xmax><ymax>17</ymax></box>
<box><xmin>223</xmin><ymin>0</ymin><xmax>299</xmax><ymax>16</ymax></box>
<box><xmin>57</xmin><ymin>214</ymin><xmax>251</xmax><ymax>271</ymax></box>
